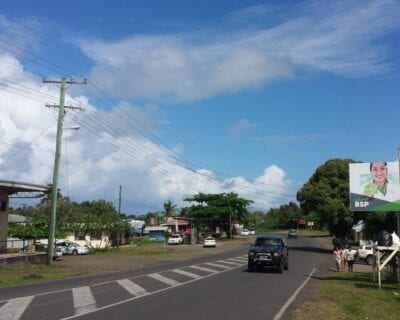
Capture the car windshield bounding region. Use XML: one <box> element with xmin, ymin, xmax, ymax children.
<box><xmin>171</xmin><ymin>235</ymin><xmax>180</xmax><ymax>238</ymax></box>
<box><xmin>255</xmin><ymin>238</ymin><xmax>279</xmax><ymax>246</ymax></box>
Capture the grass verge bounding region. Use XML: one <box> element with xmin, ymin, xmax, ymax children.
<box><xmin>0</xmin><ymin>264</ymin><xmax>79</xmax><ymax>287</ymax></box>
<box><xmin>293</xmin><ymin>271</ymin><xmax>400</xmax><ymax>320</ymax></box>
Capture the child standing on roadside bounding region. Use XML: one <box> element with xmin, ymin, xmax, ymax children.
<box><xmin>333</xmin><ymin>247</ymin><xmax>342</xmax><ymax>272</ymax></box>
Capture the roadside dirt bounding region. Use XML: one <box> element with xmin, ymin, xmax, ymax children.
<box><xmin>55</xmin><ymin>236</ymin><xmax>255</xmax><ymax>275</ymax></box>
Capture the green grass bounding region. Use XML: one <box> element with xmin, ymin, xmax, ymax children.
<box><xmin>293</xmin><ymin>271</ymin><xmax>400</xmax><ymax>320</ymax></box>
<box><xmin>0</xmin><ymin>264</ymin><xmax>79</xmax><ymax>287</ymax></box>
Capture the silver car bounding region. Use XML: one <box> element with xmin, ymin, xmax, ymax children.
<box><xmin>56</xmin><ymin>241</ymin><xmax>89</xmax><ymax>255</ymax></box>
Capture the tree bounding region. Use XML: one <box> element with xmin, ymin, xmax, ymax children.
<box><xmin>265</xmin><ymin>202</ymin><xmax>302</xmax><ymax>229</ymax></box>
<box><xmin>163</xmin><ymin>200</ymin><xmax>178</xmax><ymax>217</ymax></box>
<box><xmin>184</xmin><ymin>192</ymin><xmax>253</xmax><ymax>238</ymax></box>
<box><xmin>296</xmin><ymin>158</ymin><xmax>356</xmax><ymax>236</ymax></box>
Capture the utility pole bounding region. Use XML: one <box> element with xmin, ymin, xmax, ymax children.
<box><xmin>118</xmin><ymin>185</ymin><xmax>122</xmax><ymax>215</ymax></box>
<box><xmin>43</xmin><ymin>77</ymin><xmax>86</xmax><ymax>264</ymax></box>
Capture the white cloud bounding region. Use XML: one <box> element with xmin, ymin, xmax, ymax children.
<box><xmin>76</xmin><ymin>0</ymin><xmax>400</xmax><ymax>101</ymax></box>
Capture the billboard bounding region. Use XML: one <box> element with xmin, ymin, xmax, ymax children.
<box><xmin>349</xmin><ymin>162</ymin><xmax>400</xmax><ymax>211</ymax></box>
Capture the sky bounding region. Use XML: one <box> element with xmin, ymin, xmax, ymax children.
<box><xmin>0</xmin><ymin>0</ymin><xmax>400</xmax><ymax>214</ymax></box>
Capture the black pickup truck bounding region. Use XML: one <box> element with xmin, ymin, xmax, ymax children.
<box><xmin>248</xmin><ymin>236</ymin><xmax>289</xmax><ymax>273</ymax></box>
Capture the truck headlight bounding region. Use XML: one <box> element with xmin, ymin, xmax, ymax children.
<box><xmin>248</xmin><ymin>252</ymin><xmax>255</xmax><ymax>258</ymax></box>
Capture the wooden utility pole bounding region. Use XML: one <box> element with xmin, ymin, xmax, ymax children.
<box><xmin>43</xmin><ymin>77</ymin><xmax>86</xmax><ymax>264</ymax></box>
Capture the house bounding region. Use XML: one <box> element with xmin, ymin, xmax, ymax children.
<box><xmin>162</xmin><ymin>217</ymin><xmax>190</xmax><ymax>234</ymax></box>
<box><xmin>144</xmin><ymin>226</ymin><xmax>168</xmax><ymax>241</ymax></box>
<box><xmin>128</xmin><ymin>219</ymin><xmax>146</xmax><ymax>236</ymax></box>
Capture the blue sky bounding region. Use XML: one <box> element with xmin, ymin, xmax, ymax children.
<box><xmin>1</xmin><ymin>0</ymin><xmax>400</xmax><ymax>214</ymax></box>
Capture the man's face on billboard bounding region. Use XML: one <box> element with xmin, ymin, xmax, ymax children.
<box><xmin>371</xmin><ymin>162</ymin><xmax>387</xmax><ymax>186</ymax></box>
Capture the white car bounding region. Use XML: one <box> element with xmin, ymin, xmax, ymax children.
<box><xmin>203</xmin><ymin>237</ymin><xmax>217</xmax><ymax>248</ymax></box>
<box><xmin>56</xmin><ymin>241</ymin><xmax>89</xmax><ymax>255</ymax></box>
<box><xmin>168</xmin><ymin>234</ymin><xmax>183</xmax><ymax>245</ymax></box>
<box><xmin>241</xmin><ymin>229</ymin><xmax>249</xmax><ymax>236</ymax></box>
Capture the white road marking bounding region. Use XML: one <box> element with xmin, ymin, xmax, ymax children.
<box><xmin>117</xmin><ymin>279</ymin><xmax>148</xmax><ymax>296</ymax></box>
<box><xmin>189</xmin><ymin>265</ymin><xmax>218</xmax><ymax>273</ymax></box>
<box><xmin>229</xmin><ymin>257</ymin><xmax>248</xmax><ymax>262</ymax></box>
<box><xmin>172</xmin><ymin>269</ymin><xmax>202</xmax><ymax>279</ymax></box>
<box><xmin>72</xmin><ymin>286</ymin><xmax>96</xmax><ymax>315</ymax></box>
<box><xmin>148</xmin><ymin>273</ymin><xmax>179</xmax><ymax>286</ymax></box>
<box><xmin>0</xmin><ymin>296</ymin><xmax>33</xmax><ymax>320</ymax></box>
<box><xmin>217</xmin><ymin>260</ymin><xmax>241</xmax><ymax>266</ymax></box>
<box><xmin>204</xmin><ymin>262</ymin><xmax>231</xmax><ymax>269</ymax></box>
<box><xmin>272</xmin><ymin>268</ymin><xmax>317</xmax><ymax>320</ymax></box>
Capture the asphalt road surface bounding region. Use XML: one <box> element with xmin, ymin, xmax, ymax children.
<box><xmin>0</xmin><ymin>234</ymin><xmax>331</xmax><ymax>320</ymax></box>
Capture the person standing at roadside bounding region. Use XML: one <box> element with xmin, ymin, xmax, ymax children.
<box><xmin>342</xmin><ymin>246</ymin><xmax>349</xmax><ymax>269</ymax></box>
<box><xmin>333</xmin><ymin>247</ymin><xmax>342</xmax><ymax>272</ymax></box>
<box><xmin>345</xmin><ymin>246</ymin><xmax>356</xmax><ymax>272</ymax></box>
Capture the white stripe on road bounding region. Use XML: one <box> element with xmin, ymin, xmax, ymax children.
<box><xmin>172</xmin><ymin>269</ymin><xmax>202</xmax><ymax>279</ymax></box>
<box><xmin>72</xmin><ymin>286</ymin><xmax>96</xmax><ymax>315</ymax></box>
<box><xmin>229</xmin><ymin>257</ymin><xmax>248</xmax><ymax>262</ymax></box>
<box><xmin>148</xmin><ymin>273</ymin><xmax>179</xmax><ymax>286</ymax></box>
<box><xmin>204</xmin><ymin>262</ymin><xmax>231</xmax><ymax>269</ymax></box>
<box><xmin>272</xmin><ymin>268</ymin><xmax>317</xmax><ymax>320</ymax></box>
<box><xmin>217</xmin><ymin>260</ymin><xmax>241</xmax><ymax>266</ymax></box>
<box><xmin>0</xmin><ymin>296</ymin><xmax>33</xmax><ymax>320</ymax></box>
<box><xmin>189</xmin><ymin>265</ymin><xmax>219</xmax><ymax>273</ymax></box>
<box><xmin>117</xmin><ymin>279</ymin><xmax>148</xmax><ymax>296</ymax></box>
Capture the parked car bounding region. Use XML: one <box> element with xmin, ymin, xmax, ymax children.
<box><xmin>249</xmin><ymin>229</ymin><xmax>256</xmax><ymax>235</ymax></box>
<box><xmin>357</xmin><ymin>245</ymin><xmax>376</xmax><ymax>265</ymax></box>
<box><xmin>56</xmin><ymin>241</ymin><xmax>89</xmax><ymax>255</ymax></box>
<box><xmin>20</xmin><ymin>243</ymin><xmax>63</xmax><ymax>260</ymax></box>
<box><xmin>168</xmin><ymin>234</ymin><xmax>183</xmax><ymax>245</ymax></box>
<box><xmin>203</xmin><ymin>236</ymin><xmax>217</xmax><ymax>248</ymax></box>
<box><xmin>248</xmin><ymin>236</ymin><xmax>289</xmax><ymax>273</ymax></box>
<box><xmin>241</xmin><ymin>229</ymin><xmax>250</xmax><ymax>236</ymax></box>
<box><xmin>287</xmin><ymin>229</ymin><xmax>298</xmax><ymax>239</ymax></box>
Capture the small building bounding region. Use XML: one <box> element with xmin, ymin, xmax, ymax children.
<box><xmin>129</xmin><ymin>219</ymin><xmax>146</xmax><ymax>236</ymax></box>
<box><xmin>162</xmin><ymin>217</ymin><xmax>190</xmax><ymax>234</ymax></box>
<box><xmin>144</xmin><ymin>226</ymin><xmax>168</xmax><ymax>242</ymax></box>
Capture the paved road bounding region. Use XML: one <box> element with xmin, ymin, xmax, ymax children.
<box><xmin>0</xmin><ymin>235</ymin><xmax>331</xmax><ymax>320</ymax></box>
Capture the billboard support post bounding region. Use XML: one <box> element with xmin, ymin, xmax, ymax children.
<box><xmin>396</xmin><ymin>148</ymin><xmax>400</xmax><ymax>283</ymax></box>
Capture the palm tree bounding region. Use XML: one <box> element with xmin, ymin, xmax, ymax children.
<box><xmin>163</xmin><ymin>200</ymin><xmax>177</xmax><ymax>217</ymax></box>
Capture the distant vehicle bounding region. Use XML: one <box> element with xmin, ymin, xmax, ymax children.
<box><xmin>56</xmin><ymin>241</ymin><xmax>89</xmax><ymax>255</ymax></box>
<box><xmin>203</xmin><ymin>237</ymin><xmax>217</xmax><ymax>248</ymax></box>
<box><xmin>248</xmin><ymin>236</ymin><xmax>289</xmax><ymax>273</ymax></box>
<box><xmin>241</xmin><ymin>229</ymin><xmax>250</xmax><ymax>236</ymax></box>
<box><xmin>357</xmin><ymin>245</ymin><xmax>376</xmax><ymax>265</ymax></box>
<box><xmin>287</xmin><ymin>229</ymin><xmax>298</xmax><ymax>239</ymax></box>
<box><xmin>20</xmin><ymin>243</ymin><xmax>63</xmax><ymax>260</ymax></box>
<box><xmin>249</xmin><ymin>229</ymin><xmax>256</xmax><ymax>235</ymax></box>
<box><xmin>168</xmin><ymin>234</ymin><xmax>183</xmax><ymax>245</ymax></box>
